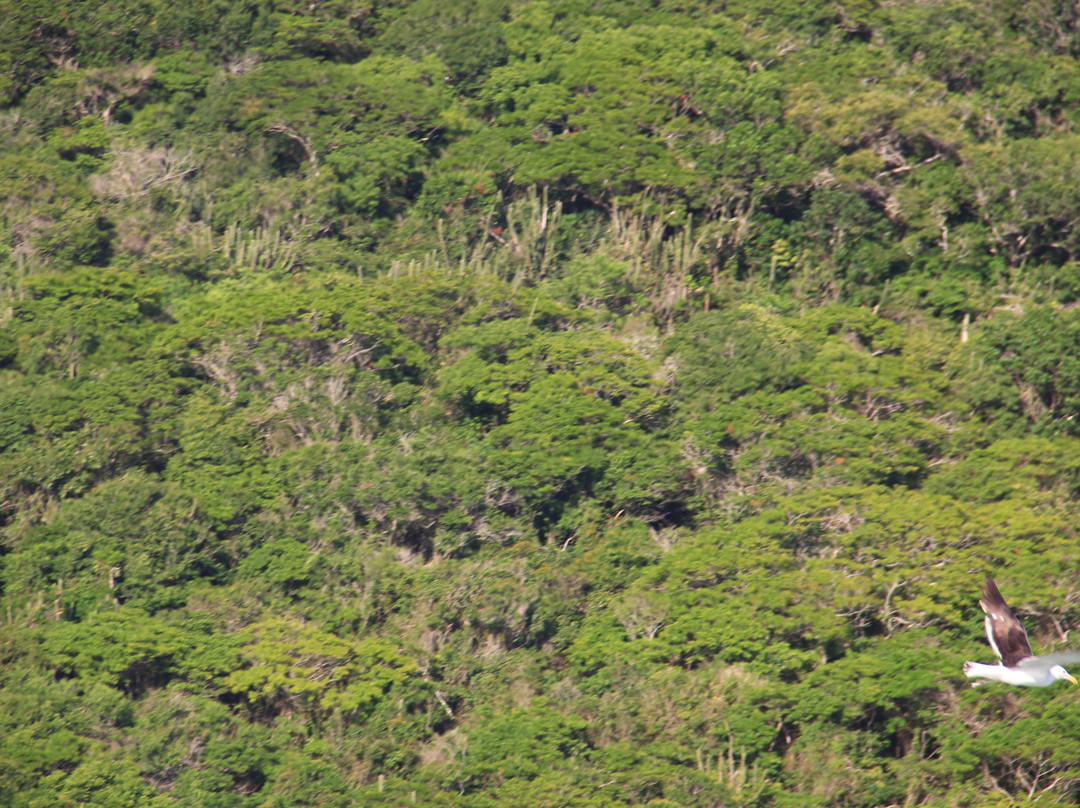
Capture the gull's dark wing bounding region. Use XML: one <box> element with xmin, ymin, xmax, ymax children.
<box><xmin>980</xmin><ymin>575</ymin><xmax>1034</xmax><ymax>667</ymax></box>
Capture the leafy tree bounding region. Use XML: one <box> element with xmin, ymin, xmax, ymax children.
<box><xmin>4</xmin><ymin>2</ymin><xmax>1080</xmax><ymax>805</ymax></box>
<box><xmin>225</xmin><ymin>617</ymin><xmax>424</xmax><ymax>723</ymax></box>
<box><xmin>972</xmin><ymin>306</ymin><xmax>1080</xmax><ymax>433</ymax></box>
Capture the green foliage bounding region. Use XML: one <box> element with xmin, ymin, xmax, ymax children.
<box><xmin>432</xmin><ymin>700</ymin><xmax>590</xmax><ymax>796</ymax></box>
<box><xmin>4</xmin><ymin>2</ymin><xmax>1080</xmax><ymax>806</ymax></box>
<box><xmin>225</xmin><ymin>617</ymin><xmax>423</xmax><ymax>722</ymax></box>
<box><xmin>41</xmin><ymin>611</ymin><xmax>194</xmax><ymax>696</ymax></box>
<box><xmin>971</xmin><ymin>306</ymin><xmax>1080</xmax><ymax>435</ymax></box>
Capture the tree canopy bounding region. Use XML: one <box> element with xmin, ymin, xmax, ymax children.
<box><xmin>3</xmin><ymin>0</ymin><xmax>1080</xmax><ymax>805</ymax></box>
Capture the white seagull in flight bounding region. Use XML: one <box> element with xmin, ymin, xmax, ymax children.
<box><xmin>964</xmin><ymin>575</ymin><xmax>1078</xmax><ymax>687</ymax></box>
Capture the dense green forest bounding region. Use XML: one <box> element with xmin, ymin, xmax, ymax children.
<box><xmin>4</xmin><ymin>0</ymin><xmax>1080</xmax><ymax>805</ymax></box>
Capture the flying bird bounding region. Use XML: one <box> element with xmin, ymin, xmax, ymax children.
<box><xmin>964</xmin><ymin>574</ymin><xmax>1079</xmax><ymax>687</ymax></box>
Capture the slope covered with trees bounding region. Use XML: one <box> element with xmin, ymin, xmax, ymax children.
<box><xmin>3</xmin><ymin>0</ymin><xmax>1080</xmax><ymax>805</ymax></box>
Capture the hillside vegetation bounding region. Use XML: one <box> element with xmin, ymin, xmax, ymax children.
<box><xmin>3</xmin><ymin>1</ymin><xmax>1080</xmax><ymax>805</ymax></box>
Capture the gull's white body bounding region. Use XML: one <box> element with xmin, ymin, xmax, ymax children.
<box><xmin>963</xmin><ymin>661</ymin><xmax>1073</xmax><ymax>688</ymax></box>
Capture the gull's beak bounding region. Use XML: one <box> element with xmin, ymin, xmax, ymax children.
<box><xmin>1068</xmin><ymin>674</ymin><xmax>1078</xmax><ymax>685</ymax></box>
